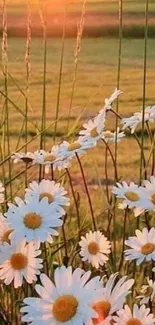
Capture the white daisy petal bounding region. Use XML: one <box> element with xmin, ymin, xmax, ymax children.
<box><xmin>5</xmin><ymin>195</ymin><xmax>65</xmax><ymax>245</ymax></box>
<box><xmin>88</xmin><ymin>273</ymin><xmax>134</xmax><ymax>325</ymax></box>
<box><xmin>21</xmin><ymin>266</ymin><xmax>103</xmax><ymax>325</ymax></box>
<box><xmin>114</xmin><ymin>304</ymin><xmax>154</xmax><ymax>325</ymax></box>
<box><xmin>0</xmin><ymin>240</ymin><xmax>43</xmax><ymax>288</ymax></box>
<box><xmin>79</xmin><ymin>231</ymin><xmax>111</xmax><ymax>269</ymax></box>
<box><xmin>125</xmin><ymin>227</ymin><xmax>155</xmax><ymax>265</ymax></box>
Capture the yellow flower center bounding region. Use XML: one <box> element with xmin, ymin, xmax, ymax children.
<box><xmin>104</xmin><ymin>131</ymin><xmax>113</xmax><ymax>139</ymax></box>
<box><xmin>90</xmin><ymin>127</ymin><xmax>99</xmax><ymax>138</ymax></box>
<box><xmin>24</xmin><ymin>213</ymin><xmax>42</xmax><ymax>230</ymax></box>
<box><xmin>68</xmin><ymin>142</ymin><xmax>82</xmax><ymax>151</ymax></box>
<box><xmin>144</xmin><ymin>286</ymin><xmax>153</xmax><ymax>297</ymax></box>
<box><xmin>52</xmin><ymin>295</ymin><xmax>78</xmax><ymax>322</ymax></box>
<box><xmin>151</xmin><ymin>193</ymin><xmax>155</xmax><ymax>205</ymax></box>
<box><xmin>39</xmin><ymin>192</ymin><xmax>54</xmax><ymax>204</ymax></box>
<box><xmin>141</xmin><ymin>243</ymin><xmax>155</xmax><ymax>255</ymax></box>
<box><xmin>10</xmin><ymin>253</ymin><xmax>28</xmax><ymax>270</ymax></box>
<box><xmin>126</xmin><ymin>319</ymin><xmax>142</xmax><ymax>325</ymax></box>
<box><xmin>125</xmin><ymin>191</ymin><xmax>140</xmax><ymax>202</ymax></box>
<box><xmin>2</xmin><ymin>229</ymin><xmax>13</xmax><ymax>244</ymax></box>
<box><xmin>88</xmin><ymin>241</ymin><xmax>100</xmax><ymax>255</ymax></box>
<box><xmin>44</xmin><ymin>154</ymin><xmax>55</xmax><ymax>162</ymax></box>
<box><xmin>92</xmin><ymin>300</ymin><xmax>111</xmax><ymax>325</ymax></box>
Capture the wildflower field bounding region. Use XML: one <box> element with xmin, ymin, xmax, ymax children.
<box><xmin>1</xmin><ymin>0</ymin><xmax>155</xmax><ymax>324</ymax></box>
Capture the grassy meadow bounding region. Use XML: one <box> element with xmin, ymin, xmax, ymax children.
<box><xmin>1</xmin><ymin>0</ymin><xmax>155</xmax><ymax>222</ymax></box>
<box><xmin>3</xmin><ymin>0</ymin><xmax>155</xmax><ymax>37</ymax></box>
<box><xmin>5</xmin><ymin>0</ymin><xmax>155</xmax><ymax>14</ymax></box>
<box><xmin>1</xmin><ymin>37</ymin><xmax>151</xmax><ymax>247</ymax></box>
<box><xmin>1</xmin><ymin>38</ymin><xmax>155</xmax><ymax>143</ymax></box>
<box><xmin>0</xmin><ymin>1</ymin><xmax>155</xmax><ymax>323</ymax></box>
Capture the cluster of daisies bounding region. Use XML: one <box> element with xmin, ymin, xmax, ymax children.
<box><xmin>112</xmin><ymin>176</ymin><xmax>155</xmax><ymax>217</ymax></box>
<box><xmin>1</xmin><ymin>89</ymin><xmax>155</xmax><ymax>323</ymax></box>
<box><xmin>0</xmin><ymin>179</ymin><xmax>143</xmax><ymax>325</ymax></box>
<box><xmin>0</xmin><ymin>179</ymin><xmax>70</xmax><ymax>288</ymax></box>
<box><xmin>11</xmin><ymin>89</ymin><xmax>155</xmax><ymax>176</ymax></box>
<box><xmin>111</xmin><ymin>178</ymin><xmax>155</xmax><ymax>273</ymax></box>
<box><xmin>121</xmin><ymin>105</ymin><xmax>155</xmax><ymax>134</ymax></box>
<box><xmin>0</xmin><ymin>178</ymin><xmax>112</xmax><ymax>291</ymax></box>
<box><xmin>12</xmin><ymin>89</ymin><xmax>125</xmax><ymax>174</ymax></box>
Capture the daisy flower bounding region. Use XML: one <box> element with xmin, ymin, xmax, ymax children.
<box><xmin>132</xmin><ymin>175</ymin><xmax>155</xmax><ymax>214</ymax></box>
<box><xmin>11</xmin><ymin>152</ymin><xmax>34</xmax><ymax>164</ymax></box>
<box><xmin>133</xmin><ymin>106</ymin><xmax>155</xmax><ymax>125</ymax></box>
<box><xmin>0</xmin><ymin>181</ymin><xmax>4</xmax><ymax>204</ymax></box>
<box><xmin>104</xmin><ymin>88</ymin><xmax>122</xmax><ymax>111</ymax></box>
<box><xmin>25</xmin><ymin>179</ymin><xmax>70</xmax><ymax>210</ymax></box>
<box><xmin>97</xmin><ymin>88</ymin><xmax>122</xmax><ymax>122</ymax></box>
<box><xmin>33</xmin><ymin>147</ymin><xmax>71</xmax><ymax>174</ymax></box>
<box><xmin>103</xmin><ymin>128</ymin><xmax>125</xmax><ymax>143</ymax></box>
<box><xmin>0</xmin><ymin>240</ymin><xmax>43</xmax><ymax>288</ymax></box>
<box><xmin>113</xmin><ymin>304</ymin><xmax>155</xmax><ymax>325</ymax></box>
<box><xmin>133</xmin><ymin>207</ymin><xmax>145</xmax><ymax>217</ymax></box>
<box><xmin>112</xmin><ymin>181</ymin><xmax>147</xmax><ymax>209</ymax></box>
<box><xmin>79</xmin><ymin>113</ymin><xmax>106</xmax><ymax>146</ymax></box>
<box><xmin>121</xmin><ymin>105</ymin><xmax>155</xmax><ymax>134</ymax></box>
<box><xmin>99</xmin><ymin>88</ymin><xmax>122</xmax><ymax>116</ymax></box>
<box><xmin>140</xmin><ymin>176</ymin><xmax>155</xmax><ymax>211</ymax></box>
<box><xmin>21</xmin><ymin>265</ymin><xmax>103</xmax><ymax>325</ymax></box>
<box><xmin>57</xmin><ymin>137</ymin><xmax>94</xmax><ymax>160</ymax></box>
<box><xmin>125</xmin><ymin>227</ymin><xmax>155</xmax><ymax>265</ymax></box>
<box><xmin>118</xmin><ymin>205</ymin><xmax>145</xmax><ymax>218</ymax></box>
<box><xmin>79</xmin><ymin>230</ymin><xmax>111</xmax><ymax>269</ymax></box>
<box><xmin>121</xmin><ymin>115</ymin><xmax>140</xmax><ymax>134</ymax></box>
<box><xmin>89</xmin><ymin>273</ymin><xmax>134</xmax><ymax>325</ymax></box>
<box><xmin>136</xmin><ymin>278</ymin><xmax>155</xmax><ymax>305</ymax></box>
<box><xmin>0</xmin><ymin>214</ymin><xmax>13</xmax><ymax>245</ymax></box>
<box><xmin>5</xmin><ymin>196</ymin><xmax>64</xmax><ymax>244</ymax></box>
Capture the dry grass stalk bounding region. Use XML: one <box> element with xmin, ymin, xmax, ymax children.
<box><xmin>2</xmin><ymin>0</ymin><xmax>8</xmax><ymax>75</ymax></box>
<box><xmin>25</xmin><ymin>0</ymin><xmax>31</xmax><ymax>88</ymax></box>
<box><xmin>74</xmin><ymin>0</ymin><xmax>86</xmax><ymax>65</ymax></box>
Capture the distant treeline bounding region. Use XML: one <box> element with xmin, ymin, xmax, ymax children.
<box><xmin>2</xmin><ymin>25</ymin><xmax>155</xmax><ymax>38</ymax></box>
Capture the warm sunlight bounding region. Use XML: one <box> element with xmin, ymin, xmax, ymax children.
<box><xmin>1</xmin><ymin>0</ymin><xmax>155</xmax><ymax>323</ymax></box>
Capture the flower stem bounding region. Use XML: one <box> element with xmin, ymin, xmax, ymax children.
<box><xmin>105</xmin><ymin>146</ymin><xmax>110</xmax><ymax>202</ymax></box>
<box><xmin>66</xmin><ymin>168</ymin><xmax>81</xmax><ymax>240</ymax></box>
<box><xmin>76</xmin><ymin>153</ymin><xmax>97</xmax><ymax>231</ymax></box>
<box><xmin>118</xmin><ymin>208</ymin><xmax>128</xmax><ymax>271</ymax></box>
<box><xmin>102</xmin><ymin>139</ymin><xmax>118</xmax><ymax>181</ymax></box>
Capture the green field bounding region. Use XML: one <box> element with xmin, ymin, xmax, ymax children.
<box><xmin>6</xmin><ymin>0</ymin><xmax>155</xmax><ymax>14</ymax></box>
<box><xmin>0</xmin><ymin>37</ymin><xmax>154</xmax><ymax>186</ymax></box>
<box><xmin>4</xmin><ymin>0</ymin><xmax>155</xmax><ymax>38</ymax></box>
<box><xmin>3</xmin><ymin>37</ymin><xmax>155</xmax><ymax>127</ymax></box>
<box><xmin>0</xmin><ymin>3</ymin><xmax>155</xmax><ymax>323</ymax></box>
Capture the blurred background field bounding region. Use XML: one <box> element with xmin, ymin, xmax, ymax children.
<box><xmin>2</xmin><ymin>37</ymin><xmax>155</xmax><ymax>128</ymax></box>
<box><xmin>0</xmin><ymin>3</ymin><xmax>155</xmax><ymax>324</ymax></box>
<box><xmin>0</xmin><ymin>0</ymin><xmax>155</xmax><ymax>209</ymax></box>
<box><xmin>2</xmin><ymin>0</ymin><xmax>155</xmax><ymax>37</ymax></box>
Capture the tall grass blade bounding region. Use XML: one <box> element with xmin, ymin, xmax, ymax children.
<box><xmin>2</xmin><ymin>0</ymin><xmax>12</xmax><ymax>201</ymax></box>
<box><xmin>139</xmin><ymin>0</ymin><xmax>149</xmax><ymax>183</ymax></box>
<box><xmin>39</xmin><ymin>0</ymin><xmax>47</xmax><ymax>150</ymax></box>
<box><xmin>25</xmin><ymin>0</ymin><xmax>31</xmax><ymax>186</ymax></box>
<box><xmin>54</xmin><ymin>1</ymin><xmax>68</xmax><ymax>142</ymax></box>
<box><xmin>67</xmin><ymin>0</ymin><xmax>86</xmax><ymax>133</ymax></box>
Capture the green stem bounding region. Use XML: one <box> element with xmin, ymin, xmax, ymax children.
<box><xmin>39</xmin><ymin>0</ymin><xmax>47</xmax><ymax>150</ymax></box>
<box><xmin>139</xmin><ymin>0</ymin><xmax>148</xmax><ymax>184</ymax></box>
<box><xmin>54</xmin><ymin>2</ymin><xmax>68</xmax><ymax>141</ymax></box>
